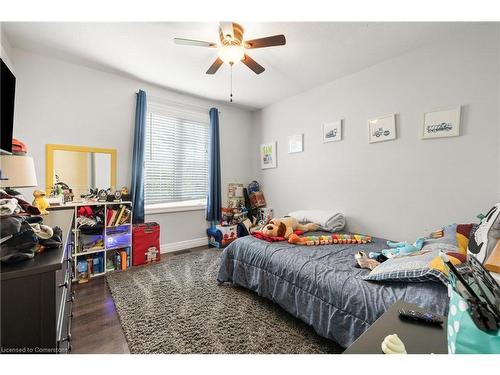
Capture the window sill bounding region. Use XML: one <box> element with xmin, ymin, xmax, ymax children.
<box><xmin>145</xmin><ymin>201</ymin><xmax>206</xmax><ymax>215</ymax></box>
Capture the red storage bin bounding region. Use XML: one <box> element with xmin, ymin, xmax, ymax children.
<box><xmin>132</xmin><ymin>222</ymin><xmax>160</xmax><ymax>266</ymax></box>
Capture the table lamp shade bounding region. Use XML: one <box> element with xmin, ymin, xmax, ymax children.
<box><xmin>0</xmin><ymin>155</ymin><xmax>38</xmax><ymax>188</ymax></box>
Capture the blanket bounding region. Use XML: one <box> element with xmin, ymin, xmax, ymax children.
<box><xmin>218</xmin><ymin>233</ymin><xmax>449</xmax><ymax>347</ymax></box>
<box><xmin>288</xmin><ymin>210</ymin><xmax>345</xmax><ymax>232</ymax></box>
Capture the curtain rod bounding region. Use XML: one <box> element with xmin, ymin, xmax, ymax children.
<box><xmin>147</xmin><ymin>95</ymin><xmax>222</xmax><ymax>114</ymax></box>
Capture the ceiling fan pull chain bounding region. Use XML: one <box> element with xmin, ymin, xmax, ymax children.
<box><xmin>230</xmin><ymin>62</ymin><xmax>233</xmax><ymax>103</ymax></box>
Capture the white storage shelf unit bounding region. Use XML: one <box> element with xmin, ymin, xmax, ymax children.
<box><xmin>66</xmin><ymin>201</ymin><xmax>133</xmax><ymax>281</ymax></box>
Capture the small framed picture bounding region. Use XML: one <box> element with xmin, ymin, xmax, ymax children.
<box><xmin>288</xmin><ymin>134</ymin><xmax>303</xmax><ymax>153</ymax></box>
<box><xmin>422</xmin><ymin>106</ymin><xmax>461</xmax><ymax>139</ymax></box>
<box><xmin>368</xmin><ymin>114</ymin><xmax>396</xmax><ymax>143</ymax></box>
<box><xmin>260</xmin><ymin>142</ymin><xmax>277</xmax><ymax>169</ymax></box>
<box><xmin>322</xmin><ymin>120</ymin><xmax>342</xmax><ymax>143</ymax></box>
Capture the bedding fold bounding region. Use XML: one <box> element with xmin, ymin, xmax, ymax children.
<box><xmin>288</xmin><ymin>210</ymin><xmax>345</xmax><ymax>232</ymax></box>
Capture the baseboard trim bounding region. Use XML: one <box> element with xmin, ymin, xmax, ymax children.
<box><xmin>160</xmin><ymin>237</ymin><xmax>207</xmax><ymax>254</ymax></box>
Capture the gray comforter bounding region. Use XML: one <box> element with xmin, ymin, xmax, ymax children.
<box><xmin>217</xmin><ymin>233</ymin><xmax>449</xmax><ymax>348</ymax></box>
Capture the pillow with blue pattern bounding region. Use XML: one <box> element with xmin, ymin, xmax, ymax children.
<box><xmin>362</xmin><ymin>242</ymin><xmax>459</xmax><ymax>284</ymax></box>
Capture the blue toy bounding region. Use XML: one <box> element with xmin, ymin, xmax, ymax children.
<box><xmin>381</xmin><ymin>237</ymin><xmax>425</xmax><ymax>258</ymax></box>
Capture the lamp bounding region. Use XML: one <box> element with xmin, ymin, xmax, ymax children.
<box><xmin>0</xmin><ymin>155</ymin><xmax>38</xmax><ymax>189</ymax></box>
<box><xmin>218</xmin><ymin>44</ymin><xmax>245</xmax><ymax>65</ymax></box>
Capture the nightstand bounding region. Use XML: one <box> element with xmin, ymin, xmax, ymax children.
<box><xmin>344</xmin><ymin>300</ymin><xmax>448</xmax><ymax>354</ymax></box>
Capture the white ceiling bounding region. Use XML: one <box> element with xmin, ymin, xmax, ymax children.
<box><xmin>3</xmin><ymin>22</ymin><xmax>479</xmax><ymax>110</ymax></box>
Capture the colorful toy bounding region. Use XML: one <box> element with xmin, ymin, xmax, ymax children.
<box><xmin>381</xmin><ymin>238</ymin><xmax>425</xmax><ymax>258</ymax></box>
<box><xmin>32</xmin><ymin>190</ymin><xmax>49</xmax><ymax>215</ymax></box>
<box><xmin>288</xmin><ymin>233</ymin><xmax>372</xmax><ymax>245</ymax></box>
<box><xmin>262</xmin><ymin>217</ymin><xmax>318</xmax><ymax>239</ymax></box>
<box><xmin>247</xmin><ymin>180</ymin><xmax>260</xmax><ymax>194</ymax></box>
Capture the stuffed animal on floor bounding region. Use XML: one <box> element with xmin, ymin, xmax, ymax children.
<box><xmin>381</xmin><ymin>238</ymin><xmax>425</xmax><ymax>258</ymax></box>
<box><xmin>261</xmin><ymin>217</ymin><xmax>318</xmax><ymax>239</ymax></box>
<box><xmin>32</xmin><ymin>190</ymin><xmax>49</xmax><ymax>215</ymax></box>
<box><xmin>288</xmin><ymin>233</ymin><xmax>372</xmax><ymax>245</ymax></box>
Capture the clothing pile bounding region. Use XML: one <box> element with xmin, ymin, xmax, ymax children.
<box><xmin>76</xmin><ymin>205</ymin><xmax>105</xmax><ymax>235</ymax></box>
<box><xmin>1</xmin><ymin>215</ymin><xmax>63</xmax><ymax>263</ymax></box>
<box><xmin>0</xmin><ymin>189</ymin><xmax>63</xmax><ymax>264</ymax></box>
<box><xmin>0</xmin><ymin>190</ymin><xmax>41</xmax><ymax>216</ymax></box>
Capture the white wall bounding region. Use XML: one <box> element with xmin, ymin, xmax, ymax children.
<box><xmin>10</xmin><ymin>48</ymin><xmax>257</xmax><ymax>249</ymax></box>
<box><xmin>253</xmin><ymin>24</ymin><xmax>500</xmax><ymax>241</ymax></box>
<box><xmin>498</xmin><ymin>24</ymin><xmax>500</xmax><ymax>200</ymax></box>
<box><xmin>0</xmin><ymin>24</ymin><xmax>15</xmax><ymax>73</ymax></box>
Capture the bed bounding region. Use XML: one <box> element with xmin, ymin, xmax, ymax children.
<box><xmin>217</xmin><ymin>232</ymin><xmax>449</xmax><ymax>348</ymax></box>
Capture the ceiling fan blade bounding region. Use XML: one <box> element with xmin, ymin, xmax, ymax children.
<box><xmin>173</xmin><ymin>38</ymin><xmax>217</xmax><ymax>48</ymax></box>
<box><xmin>242</xmin><ymin>54</ymin><xmax>265</xmax><ymax>74</ymax></box>
<box><xmin>245</xmin><ymin>34</ymin><xmax>286</xmax><ymax>49</ymax></box>
<box><xmin>219</xmin><ymin>22</ymin><xmax>234</xmax><ymax>40</ymax></box>
<box><xmin>206</xmin><ymin>58</ymin><xmax>224</xmax><ymax>74</ymax></box>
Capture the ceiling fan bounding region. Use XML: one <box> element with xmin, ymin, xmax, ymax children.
<box><xmin>174</xmin><ymin>22</ymin><xmax>286</xmax><ymax>75</ymax></box>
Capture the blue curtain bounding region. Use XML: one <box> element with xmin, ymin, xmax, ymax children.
<box><xmin>131</xmin><ymin>90</ymin><xmax>146</xmax><ymax>224</ymax></box>
<box><xmin>206</xmin><ymin>107</ymin><xmax>222</xmax><ymax>222</ymax></box>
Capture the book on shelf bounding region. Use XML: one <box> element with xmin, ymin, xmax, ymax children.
<box><xmin>118</xmin><ymin>208</ymin><xmax>131</xmax><ymax>225</ymax></box>
<box><xmin>107</xmin><ymin>209</ymin><xmax>118</xmax><ymax>226</ymax></box>
<box><xmin>112</xmin><ymin>248</ymin><xmax>131</xmax><ymax>271</ymax></box>
<box><xmin>115</xmin><ymin>205</ymin><xmax>126</xmax><ymax>226</ymax></box>
<box><xmin>120</xmin><ymin>250</ymin><xmax>127</xmax><ymax>271</ymax></box>
<box><xmin>114</xmin><ymin>251</ymin><xmax>121</xmax><ymax>270</ymax></box>
<box><xmin>126</xmin><ymin>247</ymin><xmax>131</xmax><ymax>268</ymax></box>
<box><xmin>106</xmin><ymin>208</ymin><xmax>114</xmax><ymax>227</ymax></box>
<box><xmin>92</xmin><ymin>253</ymin><xmax>104</xmax><ymax>274</ymax></box>
<box><xmin>106</xmin><ymin>205</ymin><xmax>131</xmax><ymax>226</ymax></box>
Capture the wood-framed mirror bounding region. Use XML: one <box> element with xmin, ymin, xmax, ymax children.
<box><xmin>46</xmin><ymin>144</ymin><xmax>117</xmax><ymax>198</ymax></box>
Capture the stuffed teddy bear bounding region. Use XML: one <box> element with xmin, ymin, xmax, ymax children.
<box><xmin>32</xmin><ymin>190</ymin><xmax>49</xmax><ymax>215</ymax></box>
<box><xmin>261</xmin><ymin>217</ymin><xmax>318</xmax><ymax>239</ymax></box>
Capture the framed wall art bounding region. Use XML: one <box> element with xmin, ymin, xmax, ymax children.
<box><xmin>260</xmin><ymin>142</ymin><xmax>277</xmax><ymax>169</ymax></box>
<box><xmin>422</xmin><ymin>106</ymin><xmax>461</xmax><ymax>139</ymax></box>
<box><xmin>368</xmin><ymin>114</ymin><xmax>396</xmax><ymax>143</ymax></box>
<box><xmin>322</xmin><ymin>120</ymin><xmax>342</xmax><ymax>143</ymax></box>
<box><xmin>288</xmin><ymin>134</ymin><xmax>303</xmax><ymax>153</ymax></box>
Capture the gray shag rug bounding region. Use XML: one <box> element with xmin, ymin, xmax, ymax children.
<box><xmin>106</xmin><ymin>249</ymin><xmax>343</xmax><ymax>354</ymax></box>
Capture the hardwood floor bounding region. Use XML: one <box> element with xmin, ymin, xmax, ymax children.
<box><xmin>71</xmin><ymin>246</ymin><xmax>209</xmax><ymax>354</ymax></box>
<box><xmin>71</xmin><ymin>276</ymin><xmax>129</xmax><ymax>354</ymax></box>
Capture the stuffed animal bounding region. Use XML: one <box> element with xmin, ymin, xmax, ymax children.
<box><xmin>261</xmin><ymin>217</ymin><xmax>318</xmax><ymax>239</ymax></box>
<box><xmin>381</xmin><ymin>238</ymin><xmax>425</xmax><ymax>258</ymax></box>
<box><xmin>288</xmin><ymin>233</ymin><xmax>372</xmax><ymax>245</ymax></box>
<box><xmin>355</xmin><ymin>251</ymin><xmax>380</xmax><ymax>270</ymax></box>
<box><xmin>32</xmin><ymin>190</ymin><xmax>49</xmax><ymax>215</ymax></box>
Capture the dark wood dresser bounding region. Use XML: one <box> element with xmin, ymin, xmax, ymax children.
<box><xmin>1</xmin><ymin>209</ymin><xmax>74</xmax><ymax>354</ymax></box>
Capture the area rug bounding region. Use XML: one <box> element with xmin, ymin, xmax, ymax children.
<box><xmin>106</xmin><ymin>249</ymin><xmax>343</xmax><ymax>354</ymax></box>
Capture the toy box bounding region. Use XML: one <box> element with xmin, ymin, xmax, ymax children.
<box><xmin>207</xmin><ymin>224</ymin><xmax>237</xmax><ymax>248</ymax></box>
<box><xmin>132</xmin><ymin>222</ymin><xmax>160</xmax><ymax>266</ymax></box>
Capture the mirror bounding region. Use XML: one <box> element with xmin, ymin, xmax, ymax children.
<box><xmin>46</xmin><ymin>144</ymin><xmax>116</xmax><ymax>198</ymax></box>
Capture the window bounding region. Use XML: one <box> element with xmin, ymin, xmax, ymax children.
<box><xmin>144</xmin><ymin>102</ymin><xmax>209</xmax><ymax>212</ymax></box>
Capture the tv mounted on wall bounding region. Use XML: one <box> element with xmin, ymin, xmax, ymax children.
<box><xmin>1</xmin><ymin>58</ymin><xmax>16</xmax><ymax>153</ymax></box>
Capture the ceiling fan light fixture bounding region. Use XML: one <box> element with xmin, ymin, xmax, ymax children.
<box><xmin>218</xmin><ymin>45</ymin><xmax>245</xmax><ymax>65</ymax></box>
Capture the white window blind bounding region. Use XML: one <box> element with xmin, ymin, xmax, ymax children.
<box><xmin>144</xmin><ymin>102</ymin><xmax>209</xmax><ymax>206</ymax></box>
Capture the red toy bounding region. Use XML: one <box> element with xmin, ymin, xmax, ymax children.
<box><xmin>132</xmin><ymin>222</ymin><xmax>160</xmax><ymax>266</ymax></box>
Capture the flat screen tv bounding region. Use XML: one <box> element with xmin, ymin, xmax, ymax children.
<box><xmin>1</xmin><ymin>58</ymin><xmax>16</xmax><ymax>153</ymax></box>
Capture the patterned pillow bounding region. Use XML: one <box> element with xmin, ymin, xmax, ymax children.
<box><xmin>362</xmin><ymin>243</ymin><xmax>460</xmax><ymax>284</ymax></box>
<box><xmin>456</xmin><ymin>224</ymin><xmax>473</xmax><ymax>255</ymax></box>
<box><xmin>424</xmin><ymin>224</ymin><xmax>458</xmax><ymax>246</ymax></box>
